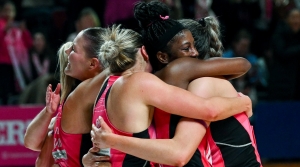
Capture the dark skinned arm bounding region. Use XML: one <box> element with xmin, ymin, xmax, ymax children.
<box><xmin>161</xmin><ymin>57</ymin><xmax>251</xmax><ymax>88</ymax></box>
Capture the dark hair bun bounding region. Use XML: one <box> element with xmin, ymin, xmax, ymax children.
<box><xmin>134</xmin><ymin>1</ymin><xmax>170</xmax><ymax>29</ymax></box>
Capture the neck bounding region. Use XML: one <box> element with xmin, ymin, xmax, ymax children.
<box><xmin>121</xmin><ymin>55</ymin><xmax>147</xmax><ymax>76</ymax></box>
<box><xmin>120</xmin><ymin>67</ymin><xmax>143</xmax><ymax>76</ymax></box>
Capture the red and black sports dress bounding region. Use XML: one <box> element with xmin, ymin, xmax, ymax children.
<box><xmin>52</xmin><ymin>103</ymin><xmax>92</xmax><ymax>167</ymax></box>
<box><xmin>93</xmin><ymin>75</ymin><xmax>157</xmax><ymax>167</ymax></box>
<box><xmin>154</xmin><ymin>108</ymin><xmax>212</xmax><ymax>167</ymax></box>
<box><xmin>207</xmin><ymin>112</ymin><xmax>262</xmax><ymax>167</ymax></box>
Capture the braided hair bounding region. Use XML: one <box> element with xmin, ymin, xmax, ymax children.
<box><xmin>134</xmin><ymin>0</ymin><xmax>185</xmax><ymax>71</ymax></box>
<box><xmin>178</xmin><ymin>16</ymin><xmax>223</xmax><ymax>60</ymax></box>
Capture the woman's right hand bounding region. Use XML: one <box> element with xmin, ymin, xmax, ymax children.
<box><xmin>45</xmin><ymin>83</ymin><xmax>61</xmax><ymax>114</ymax></box>
<box><xmin>91</xmin><ymin>116</ymin><xmax>113</xmax><ymax>149</ymax></box>
<box><xmin>238</xmin><ymin>92</ymin><xmax>253</xmax><ymax>118</ymax></box>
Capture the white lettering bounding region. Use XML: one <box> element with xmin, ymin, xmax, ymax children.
<box><xmin>54</xmin><ymin>138</ymin><xmax>62</xmax><ymax>148</ymax></box>
<box><xmin>0</xmin><ymin>120</ymin><xmax>32</xmax><ymax>146</ymax></box>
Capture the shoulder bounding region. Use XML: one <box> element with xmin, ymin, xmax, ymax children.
<box><xmin>188</xmin><ymin>77</ymin><xmax>217</xmax><ymax>98</ymax></box>
<box><xmin>189</xmin><ymin>77</ymin><xmax>220</xmax><ymax>87</ymax></box>
<box><xmin>88</xmin><ymin>69</ymin><xmax>110</xmax><ymax>88</ymax></box>
<box><xmin>190</xmin><ymin>77</ymin><xmax>238</xmax><ymax>98</ymax></box>
<box><xmin>118</xmin><ymin>72</ymin><xmax>172</xmax><ymax>98</ymax></box>
<box><xmin>125</xmin><ymin>72</ymin><xmax>162</xmax><ymax>87</ymax></box>
<box><xmin>77</xmin><ymin>78</ymin><xmax>94</xmax><ymax>89</ymax></box>
<box><xmin>68</xmin><ymin>78</ymin><xmax>93</xmax><ymax>99</ymax></box>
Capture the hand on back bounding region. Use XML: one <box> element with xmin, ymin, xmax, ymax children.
<box><xmin>91</xmin><ymin>116</ymin><xmax>113</xmax><ymax>149</ymax></box>
<box><xmin>238</xmin><ymin>92</ymin><xmax>253</xmax><ymax>118</ymax></box>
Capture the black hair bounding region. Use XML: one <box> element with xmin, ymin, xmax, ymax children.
<box><xmin>232</xmin><ymin>29</ymin><xmax>252</xmax><ymax>44</ymax></box>
<box><xmin>134</xmin><ymin>0</ymin><xmax>185</xmax><ymax>71</ymax></box>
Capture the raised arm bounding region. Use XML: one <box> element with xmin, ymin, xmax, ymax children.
<box><xmin>135</xmin><ymin>72</ymin><xmax>252</xmax><ymax>122</ymax></box>
<box><xmin>162</xmin><ymin>57</ymin><xmax>250</xmax><ymax>86</ymax></box>
<box><xmin>24</xmin><ymin>84</ymin><xmax>61</xmax><ymax>151</ymax></box>
<box><xmin>91</xmin><ymin>116</ymin><xmax>206</xmax><ymax>166</ymax></box>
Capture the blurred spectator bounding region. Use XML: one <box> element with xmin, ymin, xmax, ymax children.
<box><xmin>62</xmin><ymin>0</ymin><xmax>104</xmax><ymax>42</ymax></box>
<box><xmin>269</xmin><ymin>8</ymin><xmax>300</xmax><ymax>100</ymax></box>
<box><xmin>211</xmin><ymin>0</ymin><xmax>261</xmax><ymax>49</ymax></box>
<box><xmin>161</xmin><ymin>0</ymin><xmax>183</xmax><ymax>19</ymax></box>
<box><xmin>66</xmin><ymin>7</ymin><xmax>100</xmax><ymax>42</ymax></box>
<box><xmin>103</xmin><ymin>0</ymin><xmax>183</xmax><ymax>31</ymax></box>
<box><xmin>26</xmin><ymin>32</ymin><xmax>55</xmax><ymax>83</ymax></box>
<box><xmin>0</xmin><ymin>0</ymin><xmax>32</xmax><ymax>105</ymax></box>
<box><xmin>22</xmin><ymin>0</ymin><xmax>55</xmax><ymax>7</ymax></box>
<box><xmin>195</xmin><ymin>0</ymin><xmax>214</xmax><ymax>19</ymax></box>
<box><xmin>18</xmin><ymin>73</ymin><xmax>58</xmax><ymax>105</ymax></box>
<box><xmin>251</xmin><ymin>0</ymin><xmax>273</xmax><ymax>58</ymax></box>
<box><xmin>103</xmin><ymin>0</ymin><xmax>139</xmax><ymax>30</ymax></box>
<box><xmin>223</xmin><ymin>29</ymin><xmax>269</xmax><ymax>106</ymax></box>
<box><xmin>181</xmin><ymin>0</ymin><xmax>213</xmax><ymax>20</ymax></box>
<box><xmin>272</xmin><ymin>0</ymin><xmax>297</xmax><ymax>24</ymax></box>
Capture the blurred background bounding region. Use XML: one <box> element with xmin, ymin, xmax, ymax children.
<box><xmin>0</xmin><ymin>0</ymin><xmax>299</xmax><ymax>166</ymax></box>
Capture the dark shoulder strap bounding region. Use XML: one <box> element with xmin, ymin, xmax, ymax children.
<box><xmin>95</xmin><ymin>77</ymin><xmax>109</xmax><ymax>104</ymax></box>
<box><xmin>104</xmin><ymin>86</ymin><xmax>112</xmax><ymax>108</ymax></box>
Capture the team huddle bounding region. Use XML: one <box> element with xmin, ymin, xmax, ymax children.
<box><xmin>24</xmin><ymin>1</ymin><xmax>262</xmax><ymax>167</ymax></box>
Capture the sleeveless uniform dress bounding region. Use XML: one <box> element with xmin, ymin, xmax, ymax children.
<box><xmin>207</xmin><ymin>112</ymin><xmax>262</xmax><ymax>167</ymax></box>
<box><xmin>154</xmin><ymin>108</ymin><xmax>212</xmax><ymax>167</ymax></box>
<box><xmin>93</xmin><ymin>75</ymin><xmax>157</xmax><ymax>167</ymax></box>
<box><xmin>52</xmin><ymin>103</ymin><xmax>92</xmax><ymax>167</ymax></box>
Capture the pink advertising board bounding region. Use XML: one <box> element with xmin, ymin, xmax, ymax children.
<box><xmin>0</xmin><ymin>105</ymin><xmax>43</xmax><ymax>166</ymax></box>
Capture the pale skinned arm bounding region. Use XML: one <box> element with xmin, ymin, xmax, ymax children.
<box><xmin>32</xmin><ymin>69</ymin><xmax>110</xmax><ymax>165</ymax></box>
<box><xmin>24</xmin><ymin>84</ymin><xmax>61</xmax><ymax>151</ymax></box>
<box><xmin>91</xmin><ymin>116</ymin><xmax>206</xmax><ymax>166</ymax></box>
<box><xmin>88</xmin><ymin>73</ymin><xmax>251</xmax><ymax>165</ymax></box>
<box><xmin>134</xmin><ymin>72</ymin><xmax>252</xmax><ymax>121</ymax></box>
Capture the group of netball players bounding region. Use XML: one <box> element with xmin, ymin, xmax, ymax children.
<box><xmin>24</xmin><ymin>1</ymin><xmax>262</xmax><ymax>167</ymax></box>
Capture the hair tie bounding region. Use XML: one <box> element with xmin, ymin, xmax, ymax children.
<box><xmin>198</xmin><ymin>18</ymin><xmax>206</xmax><ymax>27</ymax></box>
<box><xmin>160</xmin><ymin>15</ymin><xmax>169</xmax><ymax>20</ymax></box>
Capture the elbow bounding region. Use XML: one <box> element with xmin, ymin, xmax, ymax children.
<box><xmin>23</xmin><ymin>134</ymin><xmax>31</xmax><ymax>148</ymax></box>
<box><xmin>173</xmin><ymin>158</ymin><xmax>189</xmax><ymax>167</ymax></box>
<box><xmin>208</xmin><ymin>110</ymin><xmax>219</xmax><ymax>122</ymax></box>
<box><xmin>244</xmin><ymin>60</ymin><xmax>251</xmax><ymax>72</ymax></box>
<box><xmin>238</xmin><ymin>58</ymin><xmax>251</xmax><ymax>74</ymax></box>
<box><xmin>24</xmin><ymin>134</ymin><xmax>41</xmax><ymax>151</ymax></box>
<box><xmin>170</xmin><ymin>149</ymin><xmax>192</xmax><ymax>167</ymax></box>
<box><xmin>204</xmin><ymin>100</ymin><xmax>220</xmax><ymax>121</ymax></box>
